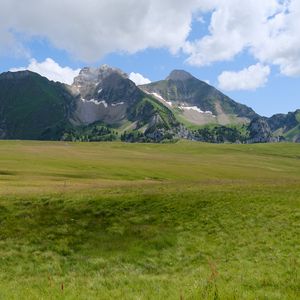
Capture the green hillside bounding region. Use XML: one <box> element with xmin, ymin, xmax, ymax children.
<box><xmin>0</xmin><ymin>141</ymin><xmax>299</xmax><ymax>299</ymax></box>
<box><xmin>0</xmin><ymin>71</ymin><xmax>74</xmax><ymax>140</ymax></box>
<box><xmin>128</xmin><ymin>96</ymin><xmax>178</xmax><ymax>129</ymax></box>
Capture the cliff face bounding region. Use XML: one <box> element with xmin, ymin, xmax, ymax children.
<box><xmin>248</xmin><ymin>118</ymin><xmax>279</xmax><ymax>143</ymax></box>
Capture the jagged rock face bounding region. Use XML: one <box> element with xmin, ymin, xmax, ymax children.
<box><xmin>248</xmin><ymin>118</ymin><xmax>277</xmax><ymax>143</ymax></box>
<box><xmin>268</xmin><ymin>111</ymin><xmax>299</xmax><ymax>132</ymax></box>
<box><xmin>71</xmin><ymin>65</ymin><xmax>143</xmax><ymax>125</ymax></box>
<box><xmin>70</xmin><ymin>65</ymin><xmax>178</xmax><ymax>132</ymax></box>
<box><xmin>265</xmin><ymin>109</ymin><xmax>300</xmax><ymax>142</ymax></box>
<box><xmin>147</xmin><ymin>114</ymin><xmax>164</xmax><ymax>131</ymax></box>
<box><xmin>73</xmin><ymin>65</ymin><xmax>128</xmax><ymax>98</ymax></box>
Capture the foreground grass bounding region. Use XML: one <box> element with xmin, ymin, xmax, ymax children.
<box><xmin>0</xmin><ymin>141</ymin><xmax>299</xmax><ymax>299</ymax></box>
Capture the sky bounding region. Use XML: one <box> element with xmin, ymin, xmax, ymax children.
<box><xmin>0</xmin><ymin>0</ymin><xmax>299</xmax><ymax>117</ymax></box>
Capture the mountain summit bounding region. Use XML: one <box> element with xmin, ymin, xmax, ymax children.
<box><xmin>140</xmin><ymin>70</ymin><xmax>258</xmax><ymax>126</ymax></box>
<box><xmin>72</xmin><ymin>65</ymin><xmax>127</xmax><ymax>97</ymax></box>
<box><xmin>71</xmin><ymin>65</ymin><xmax>144</xmax><ymax>125</ymax></box>
<box><xmin>166</xmin><ymin>70</ymin><xmax>194</xmax><ymax>81</ymax></box>
<box><xmin>69</xmin><ymin>65</ymin><xmax>178</xmax><ymax>135</ymax></box>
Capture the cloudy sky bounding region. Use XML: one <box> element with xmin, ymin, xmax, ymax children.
<box><xmin>1</xmin><ymin>0</ymin><xmax>299</xmax><ymax>116</ymax></box>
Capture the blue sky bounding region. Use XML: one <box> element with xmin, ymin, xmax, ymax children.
<box><xmin>1</xmin><ymin>0</ymin><xmax>299</xmax><ymax>117</ymax></box>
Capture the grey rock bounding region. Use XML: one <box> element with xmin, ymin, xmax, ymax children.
<box><xmin>248</xmin><ymin>118</ymin><xmax>279</xmax><ymax>143</ymax></box>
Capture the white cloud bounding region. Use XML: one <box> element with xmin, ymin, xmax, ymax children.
<box><xmin>184</xmin><ymin>0</ymin><xmax>282</xmax><ymax>66</ymax></box>
<box><xmin>184</xmin><ymin>0</ymin><xmax>300</xmax><ymax>77</ymax></box>
<box><xmin>251</xmin><ymin>0</ymin><xmax>300</xmax><ymax>76</ymax></box>
<box><xmin>1</xmin><ymin>0</ymin><xmax>300</xmax><ymax>78</ymax></box>
<box><xmin>10</xmin><ymin>58</ymin><xmax>80</xmax><ymax>85</ymax></box>
<box><xmin>0</xmin><ymin>0</ymin><xmax>205</xmax><ymax>62</ymax></box>
<box><xmin>129</xmin><ymin>72</ymin><xmax>151</xmax><ymax>85</ymax></box>
<box><xmin>218</xmin><ymin>63</ymin><xmax>271</xmax><ymax>91</ymax></box>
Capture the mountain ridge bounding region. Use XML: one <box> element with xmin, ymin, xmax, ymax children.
<box><xmin>0</xmin><ymin>66</ymin><xmax>298</xmax><ymax>143</ymax></box>
<box><xmin>140</xmin><ymin>69</ymin><xmax>258</xmax><ymax>127</ymax></box>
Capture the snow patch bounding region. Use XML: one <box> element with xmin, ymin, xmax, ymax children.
<box><xmin>179</xmin><ymin>105</ymin><xmax>215</xmax><ymax>116</ymax></box>
<box><xmin>98</xmin><ymin>100</ymin><xmax>108</xmax><ymax>108</ymax></box>
<box><xmin>149</xmin><ymin>92</ymin><xmax>173</xmax><ymax>107</ymax></box>
<box><xmin>97</xmin><ymin>88</ymin><xmax>103</xmax><ymax>94</ymax></box>
<box><xmin>81</xmin><ymin>98</ymin><xmax>108</xmax><ymax>108</ymax></box>
<box><xmin>112</xmin><ymin>102</ymin><xmax>125</xmax><ymax>107</ymax></box>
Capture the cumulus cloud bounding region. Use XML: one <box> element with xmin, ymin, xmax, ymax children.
<box><xmin>10</xmin><ymin>58</ymin><xmax>80</xmax><ymax>84</ymax></box>
<box><xmin>129</xmin><ymin>72</ymin><xmax>151</xmax><ymax>85</ymax></box>
<box><xmin>0</xmin><ymin>0</ymin><xmax>204</xmax><ymax>61</ymax></box>
<box><xmin>1</xmin><ymin>0</ymin><xmax>300</xmax><ymax>78</ymax></box>
<box><xmin>218</xmin><ymin>64</ymin><xmax>271</xmax><ymax>91</ymax></box>
<box><xmin>252</xmin><ymin>0</ymin><xmax>300</xmax><ymax>76</ymax></box>
<box><xmin>184</xmin><ymin>0</ymin><xmax>281</xmax><ymax>66</ymax></box>
<box><xmin>184</xmin><ymin>0</ymin><xmax>300</xmax><ymax>77</ymax></box>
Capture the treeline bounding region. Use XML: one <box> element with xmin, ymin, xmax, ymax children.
<box><xmin>191</xmin><ymin>125</ymin><xmax>249</xmax><ymax>143</ymax></box>
<box><xmin>61</xmin><ymin>123</ymin><xmax>118</xmax><ymax>142</ymax></box>
<box><xmin>59</xmin><ymin>123</ymin><xmax>253</xmax><ymax>144</ymax></box>
<box><xmin>121</xmin><ymin>129</ymin><xmax>174</xmax><ymax>143</ymax></box>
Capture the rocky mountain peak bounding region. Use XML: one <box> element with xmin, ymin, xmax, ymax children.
<box><xmin>166</xmin><ymin>70</ymin><xmax>194</xmax><ymax>81</ymax></box>
<box><xmin>71</xmin><ymin>65</ymin><xmax>129</xmax><ymax>99</ymax></box>
<box><xmin>73</xmin><ymin>65</ymin><xmax>128</xmax><ymax>88</ymax></box>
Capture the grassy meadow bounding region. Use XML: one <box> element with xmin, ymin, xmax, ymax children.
<box><xmin>0</xmin><ymin>140</ymin><xmax>299</xmax><ymax>299</ymax></box>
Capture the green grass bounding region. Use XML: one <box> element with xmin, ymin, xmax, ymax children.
<box><xmin>284</xmin><ymin>124</ymin><xmax>300</xmax><ymax>141</ymax></box>
<box><xmin>295</xmin><ymin>111</ymin><xmax>300</xmax><ymax>123</ymax></box>
<box><xmin>0</xmin><ymin>140</ymin><xmax>299</xmax><ymax>299</ymax></box>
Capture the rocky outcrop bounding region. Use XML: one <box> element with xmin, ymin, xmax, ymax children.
<box><xmin>248</xmin><ymin>118</ymin><xmax>279</xmax><ymax>143</ymax></box>
<box><xmin>267</xmin><ymin>110</ymin><xmax>300</xmax><ymax>132</ymax></box>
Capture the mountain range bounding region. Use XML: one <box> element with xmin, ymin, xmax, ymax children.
<box><xmin>0</xmin><ymin>65</ymin><xmax>299</xmax><ymax>143</ymax></box>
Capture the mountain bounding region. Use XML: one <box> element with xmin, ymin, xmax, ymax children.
<box><xmin>0</xmin><ymin>71</ymin><xmax>74</xmax><ymax>140</ymax></box>
<box><xmin>70</xmin><ymin>65</ymin><xmax>143</xmax><ymax>126</ymax></box>
<box><xmin>267</xmin><ymin>110</ymin><xmax>300</xmax><ymax>142</ymax></box>
<box><xmin>0</xmin><ymin>66</ymin><xmax>298</xmax><ymax>143</ymax></box>
<box><xmin>69</xmin><ymin>65</ymin><xmax>178</xmax><ymax>136</ymax></box>
<box><xmin>140</xmin><ymin>70</ymin><xmax>258</xmax><ymax>127</ymax></box>
<box><xmin>0</xmin><ymin>66</ymin><xmax>178</xmax><ymax>141</ymax></box>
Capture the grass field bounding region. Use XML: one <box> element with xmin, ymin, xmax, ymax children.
<box><xmin>0</xmin><ymin>140</ymin><xmax>299</xmax><ymax>299</ymax></box>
